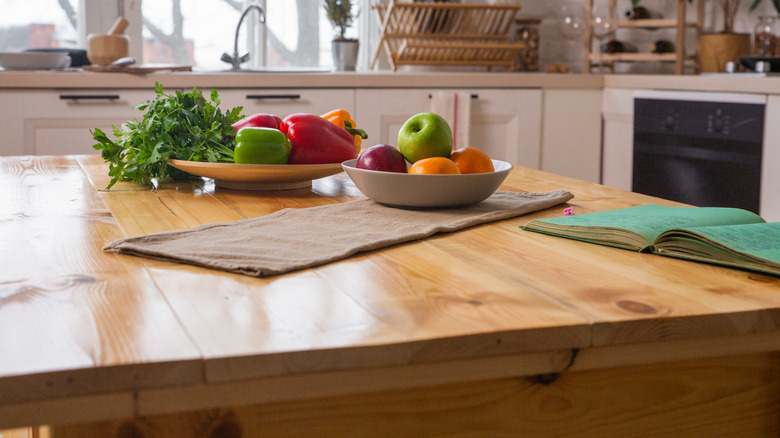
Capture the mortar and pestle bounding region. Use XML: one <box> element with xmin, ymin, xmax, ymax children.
<box><xmin>87</xmin><ymin>17</ymin><xmax>130</xmax><ymax>65</ymax></box>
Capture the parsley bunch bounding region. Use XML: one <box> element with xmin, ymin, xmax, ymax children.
<box><xmin>92</xmin><ymin>82</ymin><xmax>243</xmax><ymax>190</ymax></box>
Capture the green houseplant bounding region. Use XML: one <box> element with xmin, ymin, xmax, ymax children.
<box><xmin>324</xmin><ymin>0</ymin><xmax>359</xmax><ymax>71</ymax></box>
<box><xmin>699</xmin><ymin>0</ymin><xmax>779</xmax><ymax>32</ymax></box>
<box><xmin>694</xmin><ymin>0</ymin><xmax>751</xmax><ymax>71</ymax></box>
<box><xmin>698</xmin><ymin>0</ymin><xmax>780</xmax><ymax>71</ymax></box>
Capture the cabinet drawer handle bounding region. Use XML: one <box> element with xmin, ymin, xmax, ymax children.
<box><xmin>59</xmin><ymin>94</ymin><xmax>121</xmax><ymax>101</ymax></box>
<box><xmin>245</xmin><ymin>94</ymin><xmax>301</xmax><ymax>100</ymax></box>
<box><xmin>427</xmin><ymin>94</ymin><xmax>479</xmax><ymax>99</ymax></box>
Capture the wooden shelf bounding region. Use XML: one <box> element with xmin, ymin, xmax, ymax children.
<box><xmin>589</xmin><ymin>52</ymin><xmax>678</xmax><ymax>62</ymax></box>
<box><xmin>614</xmin><ymin>18</ymin><xmax>678</xmax><ymax>28</ymax></box>
<box><xmin>583</xmin><ymin>0</ymin><xmax>701</xmax><ymax>74</ymax></box>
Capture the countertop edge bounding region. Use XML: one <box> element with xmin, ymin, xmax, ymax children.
<box><xmin>603</xmin><ymin>73</ymin><xmax>780</xmax><ymax>94</ymax></box>
<box><xmin>0</xmin><ymin>70</ymin><xmax>604</xmax><ymax>89</ymax></box>
<box><xmin>5</xmin><ymin>70</ymin><xmax>780</xmax><ymax>93</ymax></box>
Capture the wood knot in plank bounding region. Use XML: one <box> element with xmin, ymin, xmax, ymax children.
<box><xmin>116</xmin><ymin>421</ymin><xmax>144</xmax><ymax>438</ymax></box>
<box><xmin>529</xmin><ymin>373</ymin><xmax>560</xmax><ymax>385</ymax></box>
<box><xmin>209</xmin><ymin>420</ymin><xmax>242</xmax><ymax>438</ymax></box>
<box><xmin>616</xmin><ymin>299</ymin><xmax>658</xmax><ymax>315</ymax></box>
<box><xmin>747</xmin><ymin>274</ymin><xmax>779</xmax><ymax>284</ymax></box>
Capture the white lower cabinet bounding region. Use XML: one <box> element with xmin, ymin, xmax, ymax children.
<box><xmin>760</xmin><ymin>96</ymin><xmax>780</xmax><ymax>221</ymax></box>
<box><xmin>541</xmin><ymin>89</ymin><xmax>602</xmax><ymax>183</ymax></box>
<box><xmin>601</xmin><ymin>88</ymin><xmax>636</xmax><ymax>190</ymax></box>
<box><xmin>18</xmin><ymin>90</ymin><xmax>158</xmax><ymax>156</ymax></box>
<box><xmin>1</xmin><ymin>88</ymin><xmax>354</xmax><ymax>157</ymax></box>
<box><xmin>355</xmin><ymin>88</ymin><xmax>543</xmax><ymax>169</ymax></box>
<box><xmin>0</xmin><ymin>91</ymin><xmax>25</xmax><ymax>156</ymax></box>
<box><xmin>217</xmin><ymin>89</ymin><xmax>355</xmax><ymax>120</ymax></box>
<box><xmin>3</xmin><ymin>85</ymin><xmax>602</xmax><ymax>184</ymax></box>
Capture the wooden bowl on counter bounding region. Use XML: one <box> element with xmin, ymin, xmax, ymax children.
<box><xmin>87</xmin><ymin>34</ymin><xmax>129</xmax><ymax>65</ymax></box>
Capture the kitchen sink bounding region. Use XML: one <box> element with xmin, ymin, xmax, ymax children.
<box><xmin>199</xmin><ymin>68</ymin><xmax>331</xmax><ymax>74</ymax></box>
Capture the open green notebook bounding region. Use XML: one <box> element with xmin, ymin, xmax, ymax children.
<box><xmin>521</xmin><ymin>204</ymin><xmax>780</xmax><ymax>277</ymax></box>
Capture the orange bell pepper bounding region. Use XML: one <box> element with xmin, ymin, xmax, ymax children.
<box><xmin>321</xmin><ymin>109</ymin><xmax>367</xmax><ymax>153</ymax></box>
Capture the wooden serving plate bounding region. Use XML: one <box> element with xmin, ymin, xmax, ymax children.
<box><xmin>167</xmin><ymin>159</ymin><xmax>344</xmax><ymax>190</ymax></box>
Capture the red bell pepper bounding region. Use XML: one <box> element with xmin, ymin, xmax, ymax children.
<box><xmin>281</xmin><ymin>113</ymin><xmax>359</xmax><ymax>164</ymax></box>
<box><xmin>232</xmin><ymin>113</ymin><xmax>283</xmax><ymax>132</ymax></box>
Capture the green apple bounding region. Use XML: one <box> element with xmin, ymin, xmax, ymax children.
<box><xmin>397</xmin><ymin>112</ymin><xmax>453</xmax><ymax>163</ymax></box>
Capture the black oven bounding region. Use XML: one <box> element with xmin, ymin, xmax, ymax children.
<box><xmin>632</xmin><ymin>92</ymin><xmax>765</xmax><ymax>214</ymax></box>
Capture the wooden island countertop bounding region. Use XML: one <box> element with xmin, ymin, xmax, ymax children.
<box><xmin>1</xmin><ymin>154</ymin><xmax>778</xmax><ymax>437</ymax></box>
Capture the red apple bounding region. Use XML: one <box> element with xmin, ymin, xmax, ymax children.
<box><xmin>357</xmin><ymin>144</ymin><xmax>408</xmax><ymax>173</ymax></box>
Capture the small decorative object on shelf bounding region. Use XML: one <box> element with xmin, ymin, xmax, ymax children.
<box><xmin>649</xmin><ymin>39</ymin><xmax>676</xmax><ymax>53</ymax></box>
<box><xmin>754</xmin><ymin>15</ymin><xmax>779</xmax><ymax>56</ymax></box>
<box><xmin>601</xmin><ymin>39</ymin><xmax>638</xmax><ymax>53</ymax></box>
<box><xmin>555</xmin><ymin>4</ymin><xmax>585</xmax><ymax>72</ymax></box>
<box><xmin>514</xmin><ymin>17</ymin><xmax>541</xmax><ymax>71</ymax></box>
<box><xmin>625</xmin><ymin>5</ymin><xmax>663</xmax><ymax>20</ymax></box>
<box><xmin>590</xmin><ymin>3</ymin><xmax>617</xmax><ymax>72</ymax></box>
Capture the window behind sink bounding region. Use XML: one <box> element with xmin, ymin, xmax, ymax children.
<box><xmin>0</xmin><ymin>0</ymin><xmax>79</xmax><ymax>51</ymax></box>
<box><xmin>0</xmin><ymin>0</ymin><xmax>368</xmax><ymax>71</ymax></box>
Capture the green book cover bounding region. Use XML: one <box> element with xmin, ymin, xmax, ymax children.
<box><xmin>521</xmin><ymin>205</ymin><xmax>779</xmax><ymax>276</ymax></box>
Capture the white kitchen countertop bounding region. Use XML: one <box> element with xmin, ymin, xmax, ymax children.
<box><xmin>604</xmin><ymin>74</ymin><xmax>780</xmax><ymax>94</ymax></box>
<box><xmin>3</xmin><ymin>69</ymin><xmax>780</xmax><ymax>94</ymax></box>
<box><xmin>0</xmin><ymin>70</ymin><xmax>601</xmax><ymax>89</ymax></box>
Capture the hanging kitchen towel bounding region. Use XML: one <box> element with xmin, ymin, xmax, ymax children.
<box><xmin>103</xmin><ymin>189</ymin><xmax>573</xmax><ymax>277</ymax></box>
<box><xmin>454</xmin><ymin>91</ymin><xmax>471</xmax><ymax>149</ymax></box>
<box><xmin>429</xmin><ymin>91</ymin><xmax>472</xmax><ymax>149</ymax></box>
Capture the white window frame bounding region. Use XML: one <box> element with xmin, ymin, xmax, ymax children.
<box><xmin>78</xmin><ymin>0</ymin><xmax>375</xmax><ymax>70</ymax></box>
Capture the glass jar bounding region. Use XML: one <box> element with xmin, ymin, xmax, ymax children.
<box><xmin>754</xmin><ymin>15</ymin><xmax>779</xmax><ymax>56</ymax></box>
<box><xmin>514</xmin><ymin>18</ymin><xmax>541</xmax><ymax>71</ymax></box>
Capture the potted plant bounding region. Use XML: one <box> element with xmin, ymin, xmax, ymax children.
<box><xmin>324</xmin><ymin>0</ymin><xmax>359</xmax><ymax>71</ymax></box>
<box><xmin>696</xmin><ymin>0</ymin><xmax>780</xmax><ymax>71</ymax></box>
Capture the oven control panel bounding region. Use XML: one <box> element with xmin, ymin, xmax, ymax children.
<box><xmin>707</xmin><ymin>109</ymin><xmax>730</xmax><ymax>134</ymax></box>
<box><xmin>634</xmin><ymin>98</ymin><xmax>764</xmax><ymax>142</ymax></box>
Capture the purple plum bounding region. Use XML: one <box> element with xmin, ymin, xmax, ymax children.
<box><xmin>356</xmin><ymin>144</ymin><xmax>408</xmax><ymax>173</ymax></box>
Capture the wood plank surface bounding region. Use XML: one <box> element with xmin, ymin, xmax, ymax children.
<box><xmin>0</xmin><ymin>156</ymin><xmax>201</xmax><ymax>405</ymax></box>
<box><xmin>53</xmin><ymin>352</ymin><xmax>780</xmax><ymax>437</ymax></box>
<box><xmin>2</xmin><ymin>155</ymin><xmax>780</xmax><ymax>434</ymax></box>
<box><xmin>77</xmin><ymin>156</ymin><xmax>596</xmax><ymax>383</ymax></box>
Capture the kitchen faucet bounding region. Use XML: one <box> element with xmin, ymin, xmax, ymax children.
<box><xmin>221</xmin><ymin>3</ymin><xmax>266</xmax><ymax>71</ymax></box>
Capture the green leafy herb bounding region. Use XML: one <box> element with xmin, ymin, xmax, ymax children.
<box><xmin>91</xmin><ymin>82</ymin><xmax>244</xmax><ymax>190</ymax></box>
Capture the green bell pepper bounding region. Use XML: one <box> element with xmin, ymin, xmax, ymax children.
<box><xmin>233</xmin><ymin>127</ymin><xmax>292</xmax><ymax>165</ymax></box>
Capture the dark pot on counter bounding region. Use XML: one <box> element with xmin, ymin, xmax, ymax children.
<box><xmin>25</xmin><ymin>48</ymin><xmax>90</xmax><ymax>67</ymax></box>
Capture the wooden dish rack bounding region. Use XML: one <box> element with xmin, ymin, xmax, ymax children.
<box><xmin>371</xmin><ymin>1</ymin><xmax>527</xmax><ymax>71</ymax></box>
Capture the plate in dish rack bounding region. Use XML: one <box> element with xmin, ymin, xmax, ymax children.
<box><xmin>167</xmin><ymin>159</ymin><xmax>344</xmax><ymax>190</ymax></box>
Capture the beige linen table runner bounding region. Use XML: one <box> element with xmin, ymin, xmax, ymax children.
<box><xmin>104</xmin><ymin>190</ymin><xmax>573</xmax><ymax>277</ymax></box>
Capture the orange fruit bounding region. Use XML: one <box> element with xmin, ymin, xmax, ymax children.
<box><xmin>408</xmin><ymin>157</ymin><xmax>461</xmax><ymax>175</ymax></box>
<box><xmin>449</xmin><ymin>147</ymin><xmax>494</xmax><ymax>174</ymax></box>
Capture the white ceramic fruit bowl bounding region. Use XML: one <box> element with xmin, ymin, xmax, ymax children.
<box><xmin>341</xmin><ymin>159</ymin><xmax>514</xmax><ymax>208</ymax></box>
